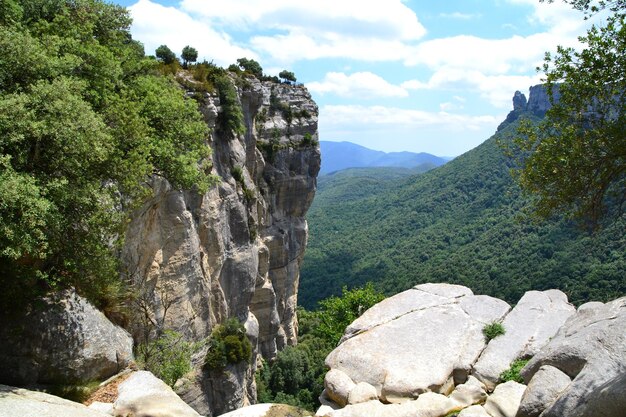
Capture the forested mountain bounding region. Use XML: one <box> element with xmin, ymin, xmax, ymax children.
<box><xmin>300</xmin><ymin>101</ymin><xmax>626</xmax><ymax>310</ymax></box>
<box><xmin>319</xmin><ymin>141</ymin><xmax>448</xmax><ymax>174</ymax></box>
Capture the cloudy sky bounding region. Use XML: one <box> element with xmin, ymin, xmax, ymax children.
<box><xmin>114</xmin><ymin>0</ymin><xmax>602</xmax><ymax>157</ymax></box>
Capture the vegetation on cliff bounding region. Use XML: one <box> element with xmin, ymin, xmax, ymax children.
<box><xmin>0</xmin><ymin>0</ymin><xmax>214</xmax><ymax>312</ymax></box>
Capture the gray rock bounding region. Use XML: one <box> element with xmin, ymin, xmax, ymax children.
<box><xmin>88</xmin><ymin>402</ymin><xmax>114</xmax><ymax>415</ymax></box>
<box><xmin>121</xmin><ymin>77</ymin><xmax>320</xmax><ymax>414</ymax></box>
<box><xmin>483</xmin><ymin>381</ymin><xmax>526</xmax><ymax>417</ymax></box>
<box><xmin>449</xmin><ymin>379</ymin><xmax>487</xmax><ymax>408</ymax></box>
<box><xmin>0</xmin><ymin>289</ymin><xmax>133</xmax><ymax>386</ymax></box>
<box><xmin>348</xmin><ymin>382</ymin><xmax>378</xmax><ymax>405</ymax></box>
<box><xmin>520</xmin><ymin>297</ymin><xmax>626</xmax><ymax>417</ymax></box>
<box><xmin>516</xmin><ymin>365</ymin><xmax>570</xmax><ymax>417</ymax></box>
<box><xmin>325</xmin><ymin>285</ymin><xmax>510</xmax><ymax>403</ymax></box>
<box><xmin>473</xmin><ymin>290</ymin><xmax>575</xmax><ymax>389</ymax></box>
<box><xmin>0</xmin><ymin>384</ymin><xmax>110</xmax><ymax>417</ymax></box>
<box><xmin>217</xmin><ymin>404</ymin><xmax>314</xmax><ymax>417</ymax></box>
<box><xmin>323</xmin><ymin>393</ymin><xmax>457</xmax><ymax>417</ymax></box>
<box><xmin>113</xmin><ymin>371</ymin><xmax>201</xmax><ymax>417</ymax></box>
<box><xmin>324</xmin><ymin>369</ymin><xmax>356</xmax><ymax>407</ymax></box>
<box><xmin>458</xmin><ymin>405</ymin><xmax>491</xmax><ymax>417</ymax></box>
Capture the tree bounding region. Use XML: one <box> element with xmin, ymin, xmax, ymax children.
<box><xmin>0</xmin><ymin>0</ymin><xmax>212</xmax><ymax>312</ymax></box>
<box><xmin>514</xmin><ymin>2</ymin><xmax>626</xmax><ymax>228</ymax></box>
<box><xmin>181</xmin><ymin>45</ymin><xmax>198</xmax><ymax>68</ymax></box>
<box><xmin>155</xmin><ymin>44</ymin><xmax>176</xmax><ymax>64</ymax></box>
<box><xmin>279</xmin><ymin>70</ymin><xmax>297</xmax><ymax>84</ymax></box>
<box><xmin>236</xmin><ymin>57</ymin><xmax>263</xmax><ymax>78</ymax></box>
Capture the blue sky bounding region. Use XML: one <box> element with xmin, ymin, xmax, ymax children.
<box><xmin>113</xmin><ymin>0</ymin><xmax>601</xmax><ymax>156</ymax></box>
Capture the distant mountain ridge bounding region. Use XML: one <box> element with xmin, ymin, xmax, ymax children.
<box><xmin>319</xmin><ymin>141</ymin><xmax>449</xmax><ymax>174</ymax></box>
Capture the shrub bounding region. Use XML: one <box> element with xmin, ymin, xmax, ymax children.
<box><xmin>204</xmin><ymin>318</ymin><xmax>252</xmax><ymax>370</ymax></box>
<box><xmin>137</xmin><ymin>330</ymin><xmax>196</xmax><ymax>387</ymax></box>
<box><xmin>213</xmin><ymin>74</ymin><xmax>245</xmax><ymax>136</ymax></box>
<box><xmin>231</xmin><ymin>166</ymin><xmax>244</xmax><ymax>184</ymax></box>
<box><xmin>499</xmin><ymin>358</ymin><xmax>530</xmax><ymax>383</ymax></box>
<box><xmin>483</xmin><ymin>321</ymin><xmax>506</xmax><ymax>341</ymax></box>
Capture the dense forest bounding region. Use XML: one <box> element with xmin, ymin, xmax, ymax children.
<box><xmin>300</xmin><ymin>114</ymin><xmax>626</xmax><ymax>309</ymax></box>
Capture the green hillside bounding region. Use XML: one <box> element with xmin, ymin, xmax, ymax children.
<box><xmin>300</xmin><ymin>117</ymin><xmax>626</xmax><ymax>309</ymax></box>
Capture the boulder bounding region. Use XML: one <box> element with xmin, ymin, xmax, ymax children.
<box><xmin>483</xmin><ymin>381</ymin><xmax>526</xmax><ymax>417</ymax></box>
<box><xmin>449</xmin><ymin>378</ymin><xmax>487</xmax><ymax>408</ymax></box>
<box><xmin>347</xmin><ymin>382</ymin><xmax>378</xmax><ymax>405</ymax></box>
<box><xmin>113</xmin><ymin>371</ymin><xmax>201</xmax><ymax>417</ymax></box>
<box><xmin>516</xmin><ymin>365</ymin><xmax>570</xmax><ymax>417</ymax></box>
<box><xmin>324</xmin><ymin>369</ymin><xmax>356</xmax><ymax>407</ymax></box>
<box><xmin>0</xmin><ymin>289</ymin><xmax>133</xmax><ymax>386</ymax></box>
<box><xmin>325</xmin><ymin>284</ymin><xmax>510</xmax><ymax>403</ymax></box>
<box><xmin>0</xmin><ymin>384</ymin><xmax>110</xmax><ymax>417</ymax></box>
<box><xmin>519</xmin><ymin>297</ymin><xmax>626</xmax><ymax>417</ymax></box>
<box><xmin>217</xmin><ymin>403</ymin><xmax>313</xmax><ymax>417</ymax></box>
<box><xmin>458</xmin><ymin>405</ymin><xmax>491</xmax><ymax>417</ymax></box>
<box><xmin>472</xmin><ymin>290</ymin><xmax>575</xmax><ymax>389</ymax></box>
<box><xmin>320</xmin><ymin>393</ymin><xmax>458</xmax><ymax>417</ymax></box>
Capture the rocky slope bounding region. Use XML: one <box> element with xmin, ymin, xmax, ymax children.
<box><xmin>121</xmin><ymin>76</ymin><xmax>320</xmax><ymax>415</ymax></box>
<box><xmin>317</xmin><ymin>283</ymin><xmax>626</xmax><ymax>417</ymax></box>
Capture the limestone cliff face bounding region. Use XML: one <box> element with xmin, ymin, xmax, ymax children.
<box><xmin>121</xmin><ymin>76</ymin><xmax>320</xmax><ymax>415</ymax></box>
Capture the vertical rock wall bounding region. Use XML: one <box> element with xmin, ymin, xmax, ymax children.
<box><xmin>121</xmin><ymin>76</ymin><xmax>320</xmax><ymax>415</ymax></box>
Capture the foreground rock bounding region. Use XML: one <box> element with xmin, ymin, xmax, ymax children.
<box><xmin>113</xmin><ymin>371</ymin><xmax>200</xmax><ymax>417</ymax></box>
<box><xmin>473</xmin><ymin>290</ymin><xmax>575</xmax><ymax>389</ymax></box>
<box><xmin>0</xmin><ymin>384</ymin><xmax>110</xmax><ymax>417</ymax></box>
<box><xmin>0</xmin><ymin>289</ymin><xmax>133</xmax><ymax>387</ymax></box>
<box><xmin>218</xmin><ymin>403</ymin><xmax>313</xmax><ymax>417</ymax></box>
<box><xmin>325</xmin><ymin>283</ymin><xmax>511</xmax><ymax>403</ymax></box>
<box><xmin>518</xmin><ymin>297</ymin><xmax>626</xmax><ymax>417</ymax></box>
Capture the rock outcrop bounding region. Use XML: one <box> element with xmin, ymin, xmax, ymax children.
<box><xmin>517</xmin><ymin>296</ymin><xmax>626</xmax><ymax>417</ymax></box>
<box><xmin>0</xmin><ymin>384</ymin><xmax>110</xmax><ymax>417</ymax></box>
<box><xmin>0</xmin><ymin>289</ymin><xmax>133</xmax><ymax>387</ymax></box>
<box><xmin>319</xmin><ymin>284</ymin><xmax>582</xmax><ymax>417</ymax></box>
<box><xmin>122</xmin><ymin>76</ymin><xmax>320</xmax><ymax>415</ymax></box>
<box><xmin>325</xmin><ymin>283</ymin><xmax>511</xmax><ymax>403</ymax></box>
<box><xmin>217</xmin><ymin>403</ymin><xmax>313</xmax><ymax>417</ymax></box>
<box><xmin>472</xmin><ymin>290</ymin><xmax>575</xmax><ymax>389</ymax></box>
<box><xmin>497</xmin><ymin>84</ymin><xmax>560</xmax><ymax>130</ymax></box>
<box><xmin>113</xmin><ymin>371</ymin><xmax>201</xmax><ymax>417</ymax></box>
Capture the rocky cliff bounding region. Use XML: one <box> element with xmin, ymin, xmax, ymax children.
<box><xmin>121</xmin><ymin>76</ymin><xmax>320</xmax><ymax>415</ymax></box>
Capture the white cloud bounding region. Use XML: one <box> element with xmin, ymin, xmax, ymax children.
<box><xmin>321</xmin><ymin>105</ymin><xmax>498</xmax><ymax>131</ymax></box>
<box><xmin>307</xmin><ymin>72</ymin><xmax>408</xmax><ymax>98</ymax></box>
<box><xmin>128</xmin><ymin>0</ymin><xmax>255</xmax><ymax>66</ymax></box>
<box><xmin>403</xmin><ymin>68</ymin><xmax>542</xmax><ymax>108</ymax></box>
<box><xmin>439</xmin><ymin>12</ymin><xmax>482</xmax><ymax>20</ymax></box>
<box><xmin>177</xmin><ymin>0</ymin><xmax>426</xmax><ymax>64</ymax></box>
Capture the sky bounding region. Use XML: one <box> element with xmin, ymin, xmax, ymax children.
<box><xmin>113</xmin><ymin>0</ymin><xmax>603</xmax><ymax>157</ymax></box>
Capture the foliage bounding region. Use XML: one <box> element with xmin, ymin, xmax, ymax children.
<box><xmin>279</xmin><ymin>70</ymin><xmax>297</xmax><ymax>83</ymax></box>
<box><xmin>213</xmin><ymin>73</ymin><xmax>246</xmax><ymax>136</ymax></box>
<box><xmin>483</xmin><ymin>322</ymin><xmax>506</xmax><ymax>341</ymax></box>
<box><xmin>0</xmin><ymin>0</ymin><xmax>213</xmax><ymax>311</ymax></box>
<box><xmin>231</xmin><ymin>166</ymin><xmax>244</xmax><ymax>184</ymax></box>
<box><xmin>499</xmin><ymin>359</ymin><xmax>530</xmax><ymax>383</ymax></box>
<box><xmin>512</xmin><ymin>3</ymin><xmax>626</xmax><ymax>227</ymax></box>
<box><xmin>316</xmin><ymin>283</ymin><xmax>386</xmax><ymax>346</ymax></box>
<box><xmin>300</xmin><ymin>117</ymin><xmax>626</xmax><ymax>310</ymax></box>
<box><xmin>155</xmin><ymin>44</ymin><xmax>176</xmax><ymax>64</ymax></box>
<box><xmin>301</xmin><ymin>133</ymin><xmax>317</xmax><ymax>147</ymax></box>
<box><xmin>181</xmin><ymin>45</ymin><xmax>198</xmax><ymax>68</ymax></box>
<box><xmin>257</xmin><ymin>286</ymin><xmax>383</xmax><ymax>411</ymax></box>
<box><xmin>204</xmin><ymin>318</ymin><xmax>252</xmax><ymax>370</ymax></box>
<box><xmin>137</xmin><ymin>330</ymin><xmax>196</xmax><ymax>387</ymax></box>
<box><xmin>236</xmin><ymin>57</ymin><xmax>263</xmax><ymax>78</ymax></box>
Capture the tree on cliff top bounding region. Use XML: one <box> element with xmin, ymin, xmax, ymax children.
<box><xmin>514</xmin><ymin>1</ymin><xmax>626</xmax><ymax>228</ymax></box>
<box><xmin>181</xmin><ymin>45</ymin><xmax>198</xmax><ymax>68</ymax></box>
<box><xmin>0</xmin><ymin>0</ymin><xmax>212</xmax><ymax>312</ymax></box>
<box><xmin>236</xmin><ymin>57</ymin><xmax>263</xmax><ymax>78</ymax></box>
